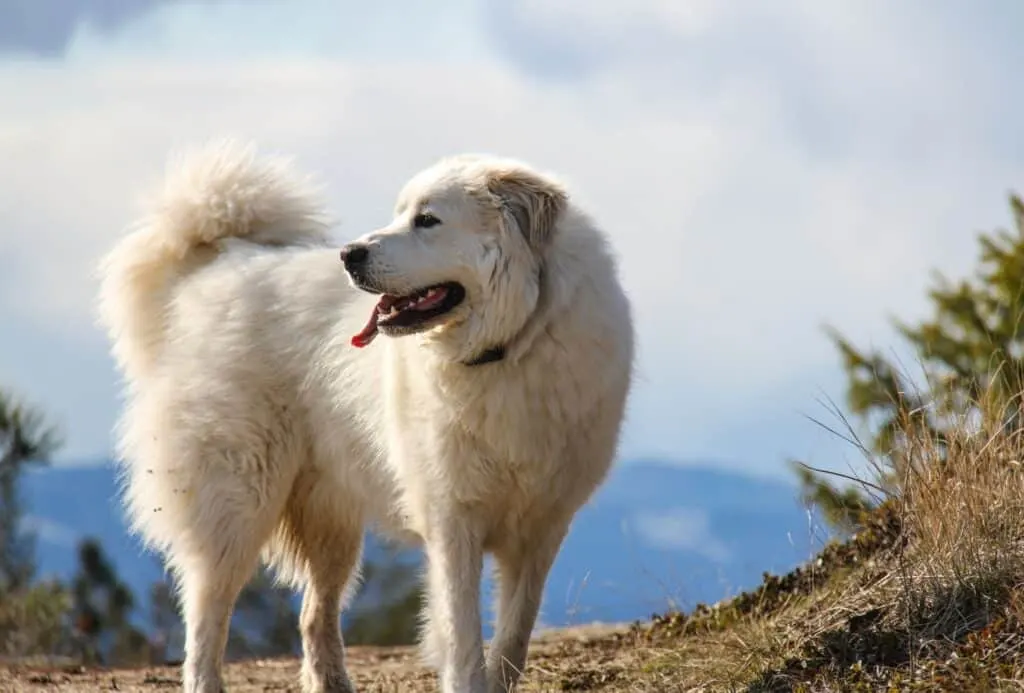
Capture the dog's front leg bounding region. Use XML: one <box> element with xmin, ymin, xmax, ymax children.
<box><xmin>422</xmin><ymin>520</ymin><xmax>487</xmax><ymax>693</ymax></box>
<box><xmin>486</xmin><ymin>521</ymin><xmax>570</xmax><ymax>693</ymax></box>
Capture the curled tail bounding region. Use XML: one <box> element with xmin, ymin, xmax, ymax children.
<box><xmin>97</xmin><ymin>138</ymin><xmax>329</xmax><ymax>379</ymax></box>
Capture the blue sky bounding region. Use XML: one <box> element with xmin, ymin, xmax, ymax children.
<box><xmin>1</xmin><ymin>1</ymin><xmax>1023</xmax><ymax>480</ymax></box>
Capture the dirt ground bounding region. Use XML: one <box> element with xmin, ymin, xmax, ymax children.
<box><xmin>0</xmin><ymin>624</ymin><xmax>647</xmax><ymax>693</ymax></box>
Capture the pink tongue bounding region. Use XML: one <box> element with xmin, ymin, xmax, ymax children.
<box><xmin>350</xmin><ymin>312</ymin><xmax>379</xmax><ymax>348</ymax></box>
<box><xmin>351</xmin><ymin>295</ymin><xmax>396</xmax><ymax>348</ymax></box>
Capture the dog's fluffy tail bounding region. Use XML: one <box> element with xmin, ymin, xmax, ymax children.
<box><xmin>97</xmin><ymin>138</ymin><xmax>328</xmax><ymax>379</ymax></box>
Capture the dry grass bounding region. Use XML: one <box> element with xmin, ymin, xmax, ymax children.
<box><xmin>602</xmin><ymin>384</ymin><xmax>1024</xmax><ymax>691</ymax></box>
<box><xmin>895</xmin><ymin>402</ymin><xmax>1024</xmax><ymax>642</ymax></box>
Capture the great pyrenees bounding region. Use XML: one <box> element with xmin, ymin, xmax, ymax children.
<box><xmin>97</xmin><ymin>140</ymin><xmax>634</xmax><ymax>693</ymax></box>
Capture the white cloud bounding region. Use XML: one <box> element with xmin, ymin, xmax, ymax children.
<box><xmin>631</xmin><ymin>507</ymin><xmax>731</xmax><ymax>563</ymax></box>
<box><xmin>0</xmin><ymin>0</ymin><xmax>1022</xmax><ymax>470</ymax></box>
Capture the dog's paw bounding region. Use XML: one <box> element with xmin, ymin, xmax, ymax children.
<box><xmin>300</xmin><ymin>662</ymin><xmax>356</xmax><ymax>693</ymax></box>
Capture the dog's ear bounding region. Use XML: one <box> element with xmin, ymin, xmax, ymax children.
<box><xmin>487</xmin><ymin>167</ymin><xmax>567</xmax><ymax>249</ymax></box>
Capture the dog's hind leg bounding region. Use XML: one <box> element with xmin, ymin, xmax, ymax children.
<box><xmin>147</xmin><ymin>449</ymin><xmax>298</xmax><ymax>693</ymax></box>
<box><xmin>268</xmin><ymin>471</ymin><xmax>363</xmax><ymax>693</ymax></box>
<box><xmin>179</xmin><ymin>553</ymin><xmax>261</xmax><ymax>693</ymax></box>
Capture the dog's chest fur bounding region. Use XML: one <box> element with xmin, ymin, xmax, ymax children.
<box><xmin>383</xmin><ymin>345</ymin><xmax>599</xmax><ymax>513</ymax></box>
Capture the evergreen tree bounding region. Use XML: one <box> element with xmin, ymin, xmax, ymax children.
<box><xmin>0</xmin><ymin>390</ymin><xmax>69</xmax><ymax>657</ymax></box>
<box><xmin>799</xmin><ymin>193</ymin><xmax>1024</xmax><ymax>530</ymax></box>
<box><xmin>149</xmin><ymin>575</ymin><xmax>184</xmax><ymax>664</ymax></box>
<box><xmin>70</xmin><ymin>538</ymin><xmax>149</xmax><ymax>665</ymax></box>
<box><xmin>227</xmin><ymin>567</ymin><xmax>302</xmax><ymax>659</ymax></box>
<box><xmin>344</xmin><ymin>548</ymin><xmax>423</xmax><ymax>647</ymax></box>
<box><xmin>0</xmin><ymin>391</ymin><xmax>60</xmax><ymax>592</ymax></box>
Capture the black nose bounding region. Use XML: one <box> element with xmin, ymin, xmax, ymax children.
<box><xmin>340</xmin><ymin>243</ymin><xmax>369</xmax><ymax>270</ymax></box>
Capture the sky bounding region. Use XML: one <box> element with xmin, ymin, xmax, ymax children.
<box><xmin>1</xmin><ymin>0</ymin><xmax>1023</xmax><ymax>481</ymax></box>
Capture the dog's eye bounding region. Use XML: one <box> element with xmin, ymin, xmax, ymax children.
<box><xmin>413</xmin><ymin>213</ymin><xmax>441</xmax><ymax>229</ymax></box>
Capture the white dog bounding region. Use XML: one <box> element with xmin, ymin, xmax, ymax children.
<box><xmin>97</xmin><ymin>140</ymin><xmax>634</xmax><ymax>693</ymax></box>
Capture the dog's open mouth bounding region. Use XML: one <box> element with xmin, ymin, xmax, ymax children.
<box><xmin>351</xmin><ymin>282</ymin><xmax>465</xmax><ymax>348</ymax></box>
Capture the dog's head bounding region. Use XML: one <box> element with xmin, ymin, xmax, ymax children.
<box><xmin>342</xmin><ymin>155</ymin><xmax>567</xmax><ymax>363</ymax></box>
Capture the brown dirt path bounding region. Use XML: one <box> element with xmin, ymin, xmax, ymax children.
<box><xmin>0</xmin><ymin>624</ymin><xmax>652</xmax><ymax>693</ymax></box>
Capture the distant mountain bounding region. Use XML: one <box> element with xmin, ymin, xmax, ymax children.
<box><xmin>21</xmin><ymin>459</ymin><xmax>830</xmax><ymax>635</ymax></box>
<box><xmin>539</xmin><ymin>460</ymin><xmax>828</xmax><ymax>626</ymax></box>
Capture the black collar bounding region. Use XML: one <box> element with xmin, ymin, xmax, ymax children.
<box><xmin>462</xmin><ymin>345</ymin><xmax>506</xmax><ymax>367</ymax></box>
